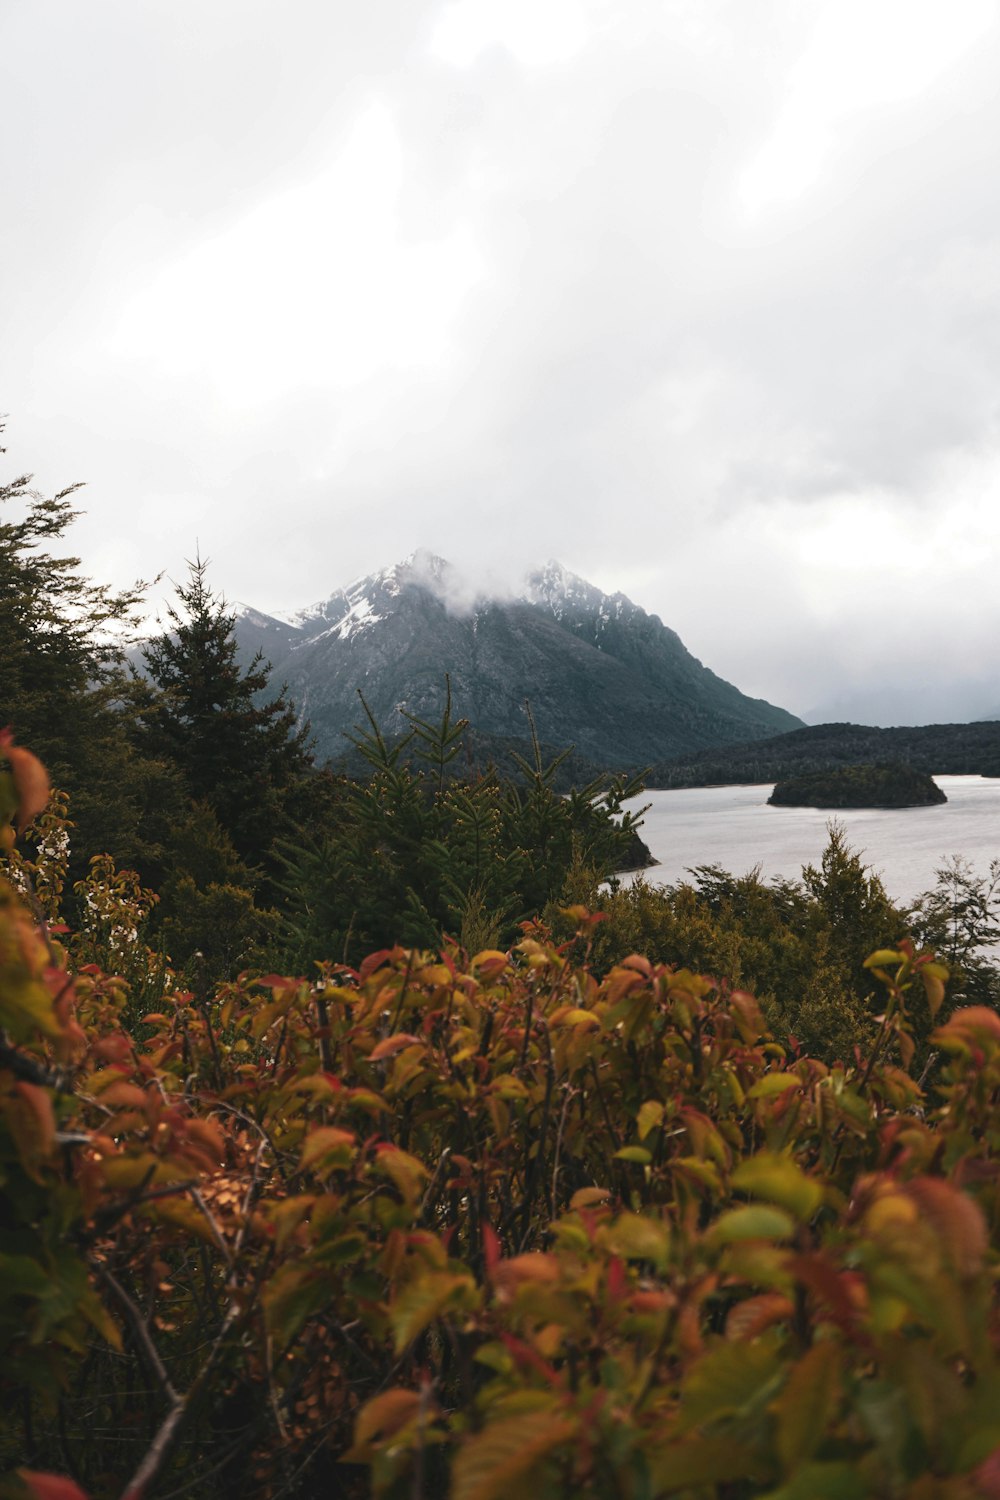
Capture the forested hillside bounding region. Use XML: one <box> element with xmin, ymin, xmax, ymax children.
<box><xmin>647</xmin><ymin>719</ymin><xmax>1000</xmax><ymax>787</ymax></box>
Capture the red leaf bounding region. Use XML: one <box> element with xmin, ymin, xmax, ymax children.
<box><xmin>498</xmin><ymin>1332</ymin><xmax>560</xmax><ymax>1385</ymax></box>
<box><xmin>19</xmin><ymin>1473</ymin><xmax>91</xmax><ymax>1500</ymax></box>
<box><xmin>905</xmin><ymin>1177</ymin><xmax>988</xmax><ymax>1277</ymax></box>
<box><xmin>606</xmin><ymin>1254</ymin><xmax>627</xmax><ymax>1303</ymax></box>
<box><xmin>786</xmin><ymin>1252</ymin><xmax>864</xmax><ymax>1328</ymax></box>
<box><xmin>1</xmin><ymin>735</ymin><xmax>50</xmax><ymax>831</ymax></box>
<box><xmin>482</xmin><ymin>1222</ymin><xmax>501</xmax><ymax>1275</ymax></box>
<box><xmin>369</xmin><ymin>1033</ymin><xmax>422</xmax><ymax>1061</ymax></box>
<box><xmin>933</xmin><ymin>1007</ymin><xmax>1000</xmax><ymax>1046</ymax></box>
<box><xmin>974</xmin><ymin>1445</ymin><xmax>1000</xmax><ymax>1497</ymax></box>
<box><xmin>360</xmin><ymin>949</ymin><xmax>394</xmax><ymax>980</ymax></box>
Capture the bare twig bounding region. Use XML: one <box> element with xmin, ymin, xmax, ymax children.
<box><xmin>549</xmin><ymin>1084</ymin><xmax>578</xmax><ymax>1217</ymax></box>
<box><xmin>98</xmin><ymin>1266</ymin><xmax>180</xmax><ymax>1405</ymax></box>
<box><xmin>188</xmin><ymin>1185</ymin><xmax>234</xmax><ymax>1268</ymax></box>
<box><xmin>417</xmin><ymin>1147</ymin><xmax>452</xmax><ymax>1227</ymax></box>
<box><xmin>118</xmin><ymin>1248</ymin><xmax>275</xmax><ymax>1500</ymax></box>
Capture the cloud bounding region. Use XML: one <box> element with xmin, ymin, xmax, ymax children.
<box><xmin>3</xmin><ymin>0</ymin><xmax>1000</xmax><ymax>724</ymax></box>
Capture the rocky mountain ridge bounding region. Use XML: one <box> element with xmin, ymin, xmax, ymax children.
<box><xmin>233</xmin><ymin>551</ymin><xmax>802</xmax><ymax>771</ymax></box>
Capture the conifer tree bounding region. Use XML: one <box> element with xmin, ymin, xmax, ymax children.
<box><xmin>141</xmin><ymin>554</ymin><xmax>313</xmax><ymax>871</ymax></box>
<box><xmin>0</xmin><ymin>422</ymin><xmax>182</xmax><ymax>873</ymax></box>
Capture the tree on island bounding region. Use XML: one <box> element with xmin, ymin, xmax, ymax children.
<box><xmin>768</xmin><ymin>761</ymin><xmax>947</xmax><ymax>810</ymax></box>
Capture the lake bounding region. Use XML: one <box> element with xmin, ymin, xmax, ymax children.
<box><xmin>620</xmin><ymin>775</ymin><xmax>1000</xmax><ymax>905</ymax></box>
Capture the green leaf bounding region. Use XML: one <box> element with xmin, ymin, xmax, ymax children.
<box><xmin>373</xmin><ymin>1144</ymin><xmax>430</xmax><ymax>1207</ymax></box>
<box><xmin>0</xmin><ymin>1254</ymin><xmax>51</xmax><ymax>1299</ymax></box>
<box><xmin>707</xmin><ymin>1205</ymin><xmax>796</xmax><ymax>1246</ymax></box>
<box><xmin>601</xmin><ymin>1213</ymin><xmax>671</xmax><ymax>1269</ymax></box>
<box><xmin>390</xmin><ymin>1271</ymin><xmax>475</xmax><ymax>1353</ymax></box>
<box><xmin>731</xmin><ymin>1152</ymin><xmax>823</xmax><ymax>1221</ymax></box>
<box><xmin>615</xmin><ymin>1146</ymin><xmax>652</xmax><ymax>1164</ymax></box>
<box><xmin>636</xmin><ymin>1100</ymin><xmax>664</xmax><ymax>1140</ymax></box>
<box><xmin>748</xmin><ymin>1073</ymin><xmax>801</xmax><ymax>1099</ymax></box>
<box><xmin>773</xmin><ymin>1343</ymin><xmax>841</xmax><ymax>1472</ymax></box>
<box><xmin>678</xmin><ymin>1339</ymin><xmax>784</xmax><ymax>1433</ymax></box>
<box><xmin>760</xmin><ymin>1462</ymin><xmax>859</xmax><ymax>1500</ymax></box>
<box><xmin>864</xmin><ymin>949</ymin><xmax>905</xmax><ymax>970</ymax></box>
<box><xmin>262</xmin><ymin>1264</ymin><xmax>333</xmax><ymax>1348</ymax></box>
<box><xmin>649</xmin><ymin>1438</ymin><xmax>762</xmax><ymax>1493</ymax></box>
<box><xmin>451</xmin><ymin>1410</ymin><xmax>576</xmax><ymax>1500</ymax></box>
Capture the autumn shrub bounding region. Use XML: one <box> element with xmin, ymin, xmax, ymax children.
<box><xmin>589</xmin><ymin>830</ymin><xmax>908</xmax><ymax>1066</ymax></box>
<box><xmin>7</xmin><ymin>738</ymin><xmax>1000</xmax><ymax>1500</ymax></box>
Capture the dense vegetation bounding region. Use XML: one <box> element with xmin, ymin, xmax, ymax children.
<box><xmin>7</xmin><ymin>428</ymin><xmax>1000</xmax><ymax>1498</ymax></box>
<box><xmin>768</xmin><ymin>763</ymin><xmax>947</xmax><ymax>809</ymax></box>
<box><xmin>647</xmin><ymin>721</ymin><xmax>1000</xmax><ymax>788</ymax></box>
<box><xmin>7</xmin><ymin>747</ymin><xmax>1000</xmax><ymax>1499</ymax></box>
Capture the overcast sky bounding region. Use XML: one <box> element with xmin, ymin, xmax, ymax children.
<box><xmin>3</xmin><ymin>0</ymin><xmax>1000</xmax><ymax>723</ymax></box>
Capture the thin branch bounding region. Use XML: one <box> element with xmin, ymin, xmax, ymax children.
<box><xmin>97</xmin><ymin>1266</ymin><xmax>180</xmax><ymax>1405</ymax></box>
<box><xmin>417</xmin><ymin>1147</ymin><xmax>452</xmax><ymax>1227</ymax></box>
<box><xmin>187</xmin><ymin>1185</ymin><xmax>234</xmax><ymax>1268</ymax></box>
<box><xmin>549</xmin><ymin>1084</ymin><xmax>578</xmax><ymax>1217</ymax></box>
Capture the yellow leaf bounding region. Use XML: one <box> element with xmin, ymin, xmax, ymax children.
<box><xmin>353</xmin><ymin>1387</ymin><xmax>424</xmax><ymax>1450</ymax></box>
<box><xmin>570</xmin><ymin>1186</ymin><xmax>612</xmax><ymax>1211</ymax></box>
<box><xmin>299</xmin><ymin>1127</ymin><xmax>356</xmax><ymax>1173</ymax></box>
<box><xmin>374</xmin><ymin>1143</ymin><xmax>429</xmax><ymax>1206</ymax></box>
<box><xmin>731</xmin><ymin>1152</ymin><xmax>823</xmax><ymax>1221</ymax></box>
<box><xmin>601</xmin><ymin>1212</ymin><xmax>671</xmax><ymax>1270</ymax></box>
<box><xmin>637</xmin><ymin>1100</ymin><xmax>665</xmax><ymax>1140</ymax></box>
<box><xmin>369</xmin><ymin>1033</ymin><xmax>422</xmax><ymax>1061</ymax></box>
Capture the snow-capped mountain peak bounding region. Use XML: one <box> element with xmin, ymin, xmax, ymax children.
<box><xmin>231</xmin><ymin>551</ymin><xmax>802</xmax><ymax>769</ymax></box>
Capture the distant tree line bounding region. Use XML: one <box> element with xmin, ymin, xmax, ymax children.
<box><xmin>646</xmin><ymin>719</ymin><xmax>1000</xmax><ymax>788</ymax></box>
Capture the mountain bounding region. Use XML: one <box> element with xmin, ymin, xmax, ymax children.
<box><xmin>234</xmin><ymin>551</ymin><xmax>802</xmax><ymax>771</ymax></box>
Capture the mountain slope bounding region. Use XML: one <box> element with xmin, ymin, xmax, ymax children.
<box><xmin>236</xmin><ymin>552</ymin><xmax>802</xmax><ymax>770</ymax></box>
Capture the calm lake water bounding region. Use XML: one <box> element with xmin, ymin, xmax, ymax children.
<box><xmin>620</xmin><ymin>775</ymin><xmax>1000</xmax><ymax>905</ymax></box>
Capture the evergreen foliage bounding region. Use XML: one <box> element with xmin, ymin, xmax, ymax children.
<box><xmin>141</xmin><ymin>554</ymin><xmax>314</xmax><ymax>872</ymax></box>
<box><xmin>278</xmin><ymin>690</ymin><xmax>648</xmax><ymax>967</ymax></box>
<box><xmin>0</xmin><ymin>422</ymin><xmax>184</xmax><ymax>877</ymax></box>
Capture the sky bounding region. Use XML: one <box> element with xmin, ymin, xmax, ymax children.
<box><xmin>3</xmin><ymin>0</ymin><xmax>1000</xmax><ymax>724</ymax></box>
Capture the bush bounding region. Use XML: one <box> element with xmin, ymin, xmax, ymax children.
<box><xmin>8</xmin><ymin>738</ymin><xmax>1000</xmax><ymax>1500</ymax></box>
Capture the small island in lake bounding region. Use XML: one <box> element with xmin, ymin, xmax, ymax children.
<box><xmin>768</xmin><ymin>762</ymin><xmax>947</xmax><ymax>809</ymax></box>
